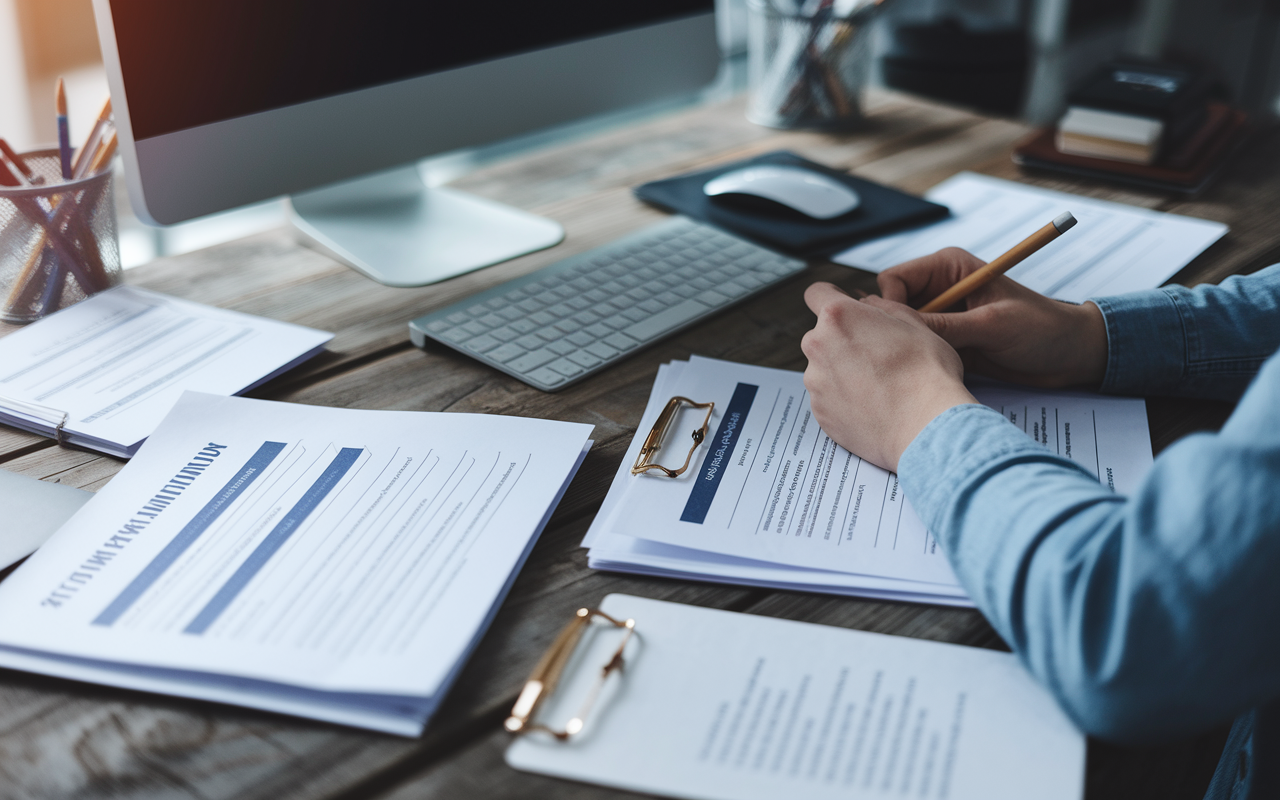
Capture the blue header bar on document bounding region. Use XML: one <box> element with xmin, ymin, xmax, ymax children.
<box><xmin>680</xmin><ymin>382</ymin><xmax>757</xmax><ymax>524</ymax></box>
<box><xmin>93</xmin><ymin>441</ymin><xmax>288</xmax><ymax>627</ymax></box>
<box><xmin>184</xmin><ymin>447</ymin><xmax>363</xmax><ymax>635</ymax></box>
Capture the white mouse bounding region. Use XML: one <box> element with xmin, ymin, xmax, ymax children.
<box><xmin>703</xmin><ymin>165</ymin><xmax>860</xmax><ymax>220</ymax></box>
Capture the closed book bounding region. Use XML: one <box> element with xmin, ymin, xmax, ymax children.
<box><xmin>1057</xmin><ymin>107</ymin><xmax>1163</xmax><ymax>164</ymax></box>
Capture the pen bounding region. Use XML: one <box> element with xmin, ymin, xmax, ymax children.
<box><xmin>918</xmin><ymin>212</ymin><xmax>1078</xmax><ymax>313</ymax></box>
<box><xmin>56</xmin><ymin>78</ymin><xmax>72</xmax><ymax>180</ymax></box>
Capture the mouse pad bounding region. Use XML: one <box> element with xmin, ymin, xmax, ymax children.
<box><xmin>634</xmin><ymin>151</ymin><xmax>950</xmax><ymax>258</ymax></box>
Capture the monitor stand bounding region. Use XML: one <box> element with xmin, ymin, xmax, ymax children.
<box><xmin>287</xmin><ymin>164</ymin><xmax>564</xmax><ymax>287</ymax></box>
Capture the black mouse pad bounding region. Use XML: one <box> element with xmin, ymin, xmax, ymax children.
<box><xmin>634</xmin><ymin>151</ymin><xmax>950</xmax><ymax>258</ymax></box>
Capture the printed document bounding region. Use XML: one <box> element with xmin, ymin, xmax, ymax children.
<box><xmin>834</xmin><ymin>172</ymin><xmax>1227</xmax><ymax>303</ymax></box>
<box><xmin>507</xmin><ymin>594</ymin><xmax>1085</xmax><ymax>800</ymax></box>
<box><xmin>0</xmin><ymin>393</ymin><xmax>592</xmax><ymax>734</ymax></box>
<box><xmin>0</xmin><ymin>286</ymin><xmax>332</xmax><ymax>456</ymax></box>
<box><xmin>585</xmin><ymin>357</ymin><xmax>1153</xmax><ymax>604</ymax></box>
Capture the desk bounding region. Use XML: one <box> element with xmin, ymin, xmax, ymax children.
<box><xmin>0</xmin><ymin>90</ymin><xmax>1271</xmax><ymax>800</ymax></box>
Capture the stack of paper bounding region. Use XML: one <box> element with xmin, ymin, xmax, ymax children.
<box><xmin>585</xmin><ymin>356</ymin><xmax>1153</xmax><ymax>606</ymax></box>
<box><xmin>834</xmin><ymin>173</ymin><xmax>1228</xmax><ymax>303</ymax></box>
<box><xmin>0</xmin><ymin>392</ymin><xmax>593</xmax><ymax>735</ymax></box>
<box><xmin>0</xmin><ymin>286</ymin><xmax>332</xmax><ymax>457</ymax></box>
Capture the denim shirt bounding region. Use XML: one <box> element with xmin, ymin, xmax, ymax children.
<box><xmin>899</xmin><ymin>264</ymin><xmax>1280</xmax><ymax>800</ymax></box>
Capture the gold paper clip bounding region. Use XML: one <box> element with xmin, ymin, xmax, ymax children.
<box><xmin>505</xmin><ymin>607</ymin><xmax>636</xmax><ymax>740</ymax></box>
<box><xmin>630</xmin><ymin>396</ymin><xmax>715</xmax><ymax>478</ymax></box>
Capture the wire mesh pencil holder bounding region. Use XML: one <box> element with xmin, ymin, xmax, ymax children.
<box><xmin>746</xmin><ymin>0</ymin><xmax>880</xmax><ymax>131</ymax></box>
<box><xmin>0</xmin><ymin>149</ymin><xmax>121</xmax><ymax>324</ymax></box>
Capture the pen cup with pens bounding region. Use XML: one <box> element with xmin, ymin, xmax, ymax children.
<box><xmin>0</xmin><ymin>148</ymin><xmax>121</xmax><ymax>324</ymax></box>
<box><xmin>746</xmin><ymin>0</ymin><xmax>890</xmax><ymax>131</ymax></box>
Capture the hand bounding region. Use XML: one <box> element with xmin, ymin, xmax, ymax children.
<box><xmin>802</xmin><ymin>282</ymin><xmax>976</xmax><ymax>473</ymax></box>
<box><xmin>878</xmin><ymin>248</ymin><xmax>1109</xmax><ymax>388</ymax></box>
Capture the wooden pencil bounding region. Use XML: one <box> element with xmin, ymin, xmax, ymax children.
<box><xmin>918</xmin><ymin>212</ymin><xmax>1078</xmax><ymax>313</ymax></box>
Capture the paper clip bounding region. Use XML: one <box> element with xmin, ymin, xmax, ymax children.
<box><xmin>630</xmin><ymin>395</ymin><xmax>714</xmax><ymax>478</ymax></box>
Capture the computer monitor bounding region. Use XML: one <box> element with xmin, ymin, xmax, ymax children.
<box><xmin>91</xmin><ymin>1</ymin><xmax>719</xmax><ymax>286</ymax></box>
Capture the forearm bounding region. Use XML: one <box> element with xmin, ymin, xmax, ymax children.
<box><xmin>900</xmin><ymin>403</ymin><xmax>1280</xmax><ymax>743</ymax></box>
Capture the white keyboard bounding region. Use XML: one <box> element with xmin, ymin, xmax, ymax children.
<box><xmin>408</xmin><ymin>217</ymin><xmax>807</xmax><ymax>391</ymax></box>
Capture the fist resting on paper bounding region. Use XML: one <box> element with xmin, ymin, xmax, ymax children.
<box><xmin>801</xmin><ymin>281</ymin><xmax>973</xmax><ymax>473</ymax></box>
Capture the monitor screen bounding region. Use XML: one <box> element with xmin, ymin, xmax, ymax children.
<box><xmin>110</xmin><ymin>0</ymin><xmax>713</xmax><ymax>142</ymax></box>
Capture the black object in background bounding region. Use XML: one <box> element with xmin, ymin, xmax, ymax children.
<box><xmin>634</xmin><ymin>151</ymin><xmax>949</xmax><ymax>258</ymax></box>
<box><xmin>881</xmin><ymin>19</ymin><xmax>1028</xmax><ymax>116</ymax></box>
<box><xmin>1068</xmin><ymin>60</ymin><xmax>1219</xmax><ymax>152</ymax></box>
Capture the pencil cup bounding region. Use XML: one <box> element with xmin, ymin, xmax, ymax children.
<box><xmin>0</xmin><ymin>149</ymin><xmax>121</xmax><ymax>324</ymax></box>
<box><xmin>746</xmin><ymin>0</ymin><xmax>881</xmax><ymax>131</ymax></box>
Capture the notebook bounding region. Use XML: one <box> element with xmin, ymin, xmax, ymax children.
<box><xmin>0</xmin><ymin>286</ymin><xmax>332</xmax><ymax>457</ymax></box>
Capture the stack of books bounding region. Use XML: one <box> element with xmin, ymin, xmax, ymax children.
<box><xmin>1015</xmin><ymin>61</ymin><xmax>1248</xmax><ymax>195</ymax></box>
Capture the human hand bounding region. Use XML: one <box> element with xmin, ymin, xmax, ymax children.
<box><xmin>877</xmin><ymin>248</ymin><xmax>1108</xmax><ymax>388</ymax></box>
<box><xmin>801</xmin><ymin>282</ymin><xmax>976</xmax><ymax>473</ymax></box>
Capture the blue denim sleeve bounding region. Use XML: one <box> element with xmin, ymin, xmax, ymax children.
<box><xmin>899</xmin><ymin>349</ymin><xmax>1280</xmax><ymax>744</ymax></box>
<box><xmin>1092</xmin><ymin>263</ymin><xmax>1280</xmax><ymax>401</ymax></box>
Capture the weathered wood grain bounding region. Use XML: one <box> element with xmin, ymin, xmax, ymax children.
<box><xmin>0</xmin><ymin>89</ymin><xmax>1271</xmax><ymax>800</ymax></box>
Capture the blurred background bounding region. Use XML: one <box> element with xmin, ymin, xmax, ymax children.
<box><xmin>1</xmin><ymin>0</ymin><xmax>1277</xmax><ymax>268</ymax></box>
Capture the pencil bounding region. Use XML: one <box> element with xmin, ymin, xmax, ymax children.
<box><xmin>72</xmin><ymin>98</ymin><xmax>112</xmax><ymax>179</ymax></box>
<box><xmin>0</xmin><ymin>138</ymin><xmax>37</xmax><ymax>184</ymax></box>
<box><xmin>56</xmin><ymin>78</ymin><xmax>72</xmax><ymax>180</ymax></box>
<box><xmin>918</xmin><ymin>212</ymin><xmax>1078</xmax><ymax>313</ymax></box>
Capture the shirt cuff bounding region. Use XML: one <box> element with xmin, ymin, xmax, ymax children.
<box><xmin>899</xmin><ymin>403</ymin><xmax>1063</xmax><ymax>533</ymax></box>
<box><xmin>1091</xmin><ymin>290</ymin><xmax>1187</xmax><ymax>396</ymax></box>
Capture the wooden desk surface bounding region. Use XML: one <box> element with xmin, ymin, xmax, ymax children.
<box><xmin>1</xmin><ymin>90</ymin><xmax>1272</xmax><ymax>800</ymax></box>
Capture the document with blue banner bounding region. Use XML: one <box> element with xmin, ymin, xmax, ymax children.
<box><xmin>585</xmin><ymin>356</ymin><xmax>1152</xmax><ymax>604</ymax></box>
<box><xmin>0</xmin><ymin>392</ymin><xmax>593</xmax><ymax>735</ymax></box>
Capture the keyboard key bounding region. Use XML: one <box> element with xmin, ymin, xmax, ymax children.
<box><xmin>441</xmin><ymin>328</ymin><xmax>469</xmax><ymax>344</ymax></box>
<box><xmin>574</xmin><ymin>309</ymin><xmax>601</xmax><ymax>326</ymax></box>
<box><xmin>478</xmin><ymin>313</ymin><xmax>506</xmax><ymax>328</ymax></box>
<box><xmin>517</xmin><ymin>298</ymin><xmax>544</xmax><ymax>314</ymax></box>
<box><xmin>464</xmin><ymin>334</ymin><xmax>501</xmax><ymax>353</ymax></box>
<box><xmin>461</xmin><ymin>321</ymin><xmax>488</xmax><ymax>336</ymax></box>
<box><xmin>548</xmin><ymin>358</ymin><xmax>585</xmax><ymax>377</ymax></box>
<box><xmin>516</xmin><ymin>333</ymin><xmax>545</xmax><ymax>350</ymax></box>
<box><xmin>601</xmin><ymin>315</ymin><xmax>631</xmax><ymax>331</ymax></box>
<box><xmin>696</xmin><ymin>289</ymin><xmax>729</xmax><ymax>306</ymax></box>
<box><xmin>553</xmin><ymin>319</ymin><xmax>581</xmax><ymax>334</ymax></box>
<box><xmin>486</xmin><ymin>297</ymin><xmax>507</xmax><ymax>310</ymax></box>
<box><xmin>624</xmin><ymin>298</ymin><xmax>711</xmax><ymax>341</ymax></box>
<box><xmin>567</xmin><ymin>350</ymin><xmax>602</xmax><ymax>368</ymax></box>
<box><xmin>638</xmin><ymin>299</ymin><xmax>666</xmax><ymax>314</ymax></box>
<box><xmin>565</xmin><ymin>296</ymin><xmax>592</xmax><ymax>311</ymax></box>
<box><xmin>425</xmin><ymin>320</ymin><xmax>450</xmax><ymax>333</ymax></box>
<box><xmin>604</xmin><ymin>332</ymin><xmax>639</xmax><ymax>351</ymax></box>
<box><xmin>548</xmin><ymin>303</ymin><xmax>574</xmax><ymax>318</ymax></box>
<box><xmin>688</xmin><ymin>277</ymin><xmax>714</xmax><ymax>291</ymax></box>
<box><xmin>566</xmin><ymin>330</ymin><xmax>595</xmax><ymax>347</ymax></box>
<box><xmin>510</xmin><ymin>318</ymin><xmax>538</xmax><ymax>334</ymax></box>
<box><xmin>487</xmin><ymin>343</ymin><xmax>526</xmax><ymax>363</ymax></box>
<box><xmin>538</xmin><ymin>328</ymin><xmax>563</xmax><ymax>342</ymax></box>
<box><xmin>446</xmin><ymin>312</ymin><xmax>469</xmax><ymax>324</ymax></box>
<box><xmin>586</xmin><ymin>342</ymin><xmax>619</xmax><ymax>359</ymax></box>
<box><xmin>585</xmin><ymin>323</ymin><xmax>613</xmax><ymax>338</ymax></box>
<box><xmin>509</xmin><ymin>348</ymin><xmax>558</xmax><ymax>373</ymax></box>
<box><xmin>548</xmin><ymin>339</ymin><xmax>577</xmax><ymax>356</ymax></box>
<box><xmin>489</xmin><ymin>326</ymin><xmax>518</xmax><ymax>342</ymax></box>
<box><xmin>497</xmin><ymin>306</ymin><xmax>523</xmax><ymax>321</ymax></box>
<box><xmin>584</xmin><ymin>289</ymin><xmax>609</xmax><ymax>303</ymax></box>
<box><xmin>527</xmin><ymin>367</ymin><xmax>565</xmax><ymax>387</ymax></box>
<box><xmin>467</xmin><ymin>304</ymin><xmax>489</xmax><ymax>316</ymax></box>
<box><xmin>529</xmin><ymin>311</ymin><xmax>556</xmax><ymax>326</ymax></box>
<box><xmin>621</xmin><ymin>307</ymin><xmax>648</xmax><ymax>322</ymax></box>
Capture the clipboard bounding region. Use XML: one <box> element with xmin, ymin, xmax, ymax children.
<box><xmin>504</xmin><ymin>594</ymin><xmax>1086</xmax><ymax>800</ymax></box>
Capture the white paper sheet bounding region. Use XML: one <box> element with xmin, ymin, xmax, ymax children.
<box><xmin>507</xmin><ymin>594</ymin><xmax>1085</xmax><ymax>800</ymax></box>
<box><xmin>0</xmin><ymin>393</ymin><xmax>594</xmax><ymax>729</ymax></box>
<box><xmin>586</xmin><ymin>357</ymin><xmax>1153</xmax><ymax>604</ymax></box>
<box><xmin>833</xmin><ymin>173</ymin><xmax>1228</xmax><ymax>303</ymax></box>
<box><xmin>0</xmin><ymin>470</ymin><xmax>92</xmax><ymax>571</ymax></box>
<box><xmin>0</xmin><ymin>286</ymin><xmax>332</xmax><ymax>456</ymax></box>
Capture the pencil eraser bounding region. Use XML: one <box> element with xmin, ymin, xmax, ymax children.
<box><xmin>1053</xmin><ymin>212</ymin><xmax>1077</xmax><ymax>233</ymax></box>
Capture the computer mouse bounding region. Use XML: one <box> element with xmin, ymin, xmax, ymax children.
<box><xmin>702</xmin><ymin>165</ymin><xmax>860</xmax><ymax>220</ymax></box>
